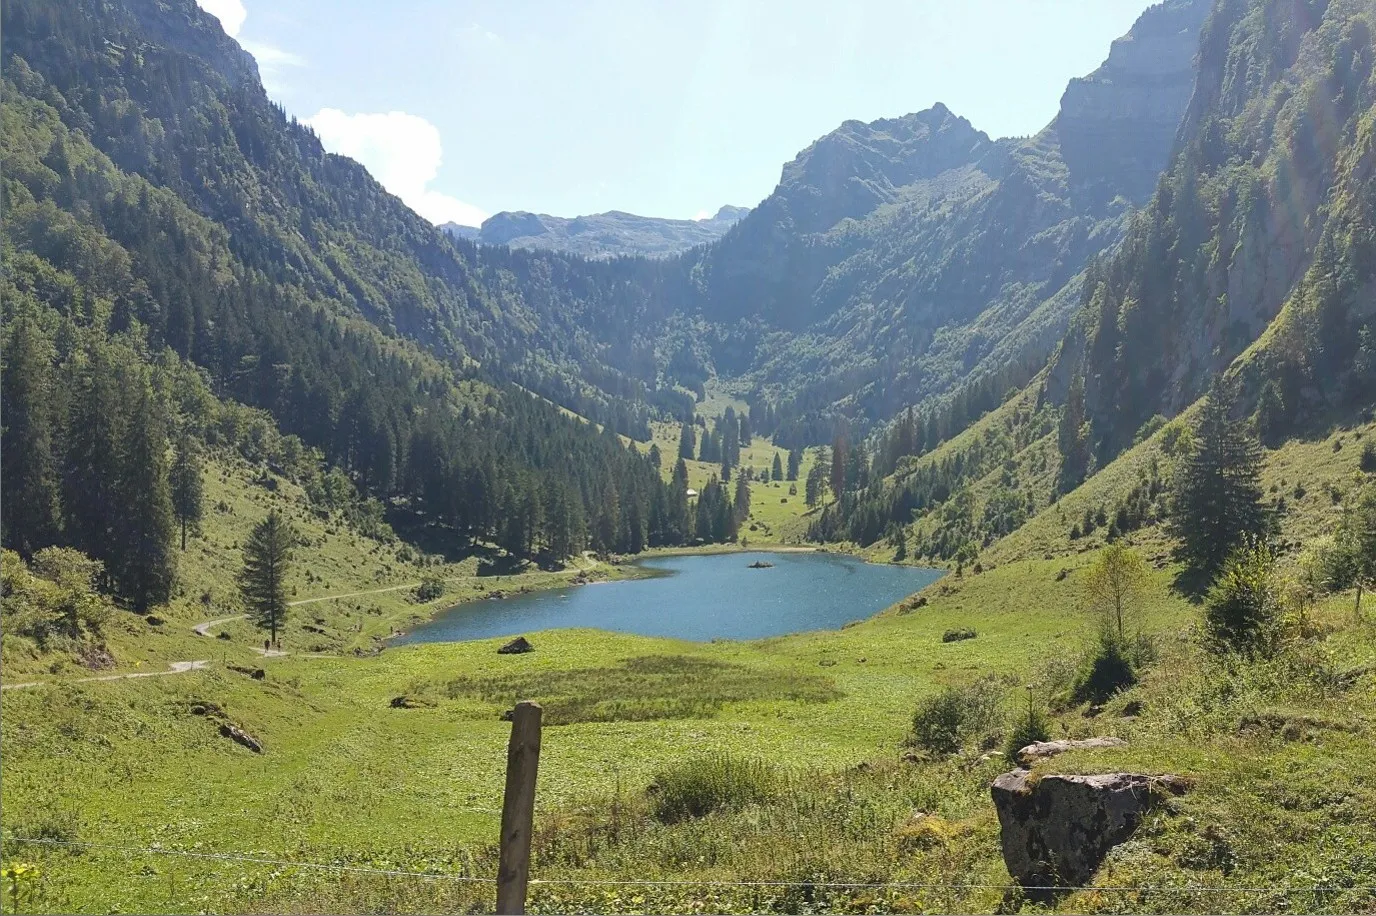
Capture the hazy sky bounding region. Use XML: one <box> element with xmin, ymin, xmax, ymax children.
<box><xmin>196</xmin><ymin>0</ymin><xmax>1155</xmax><ymax>225</ymax></box>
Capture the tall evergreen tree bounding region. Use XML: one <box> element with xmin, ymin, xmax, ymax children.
<box><xmin>240</xmin><ymin>509</ymin><xmax>296</xmax><ymax>647</ymax></box>
<box><xmin>169</xmin><ymin>429</ymin><xmax>205</xmax><ymax>551</ymax></box>
<box><xmin>1</xmin><ymin>318</ymin><xmax>63</xmax><ymax>555</ymax></box>
<box><xmin>1168</xmin><ymin>377</ymin><xmax>1267</xmax><ymax>579</ymax></box>
<box><xmin>113</xmin><ymin>378</ymin><xmax>177</xmax><ymax>610</ymax></box>
<box><xmin>677</xmin><ymin>421</ymin><xmax>696</xmax><ymax>460</ymax></box>
<box><xmin>1058</xmin><ymin>374</ymin><xmax>1091</xmax><ymax>492</ymax></box>
<box><xmin>830</xmin><ymin>437</ymin><xmax>848</xmax><ymax>502</ymax></box>
<box><xmin>787</xmin><ymin>448</ymin><xmax>802</xmax><ymax>481</ymax></box>
<box><xmin>734</xmin><ymin>473</ymin><xmax>752</xmax><ymax>521</ymax></box>
<box><xmin>771</xmin><ymin>453</ymin><xmax>784</xmax><ymax>481</ymax></box>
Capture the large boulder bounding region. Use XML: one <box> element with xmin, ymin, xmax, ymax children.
<box><xmin>990</xmin><ymin>770</ymin><xmax>1188</xmax><ymax>890</ymax></box>
<box><xmin>498</xmin><ymin>636</ymin><xmax>534</xmax><ymax>655</ymax></box>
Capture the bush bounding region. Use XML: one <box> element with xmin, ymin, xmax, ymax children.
<box><xmin>1069</xmin><ymin>631</ymin><xmax>1138</xmax><ymax>704</ymax></box>
<box><xmin>1004</xmin><ymin>700</ymin><xmax>1052</xmax><ymax>759</ymax></box>
<box><xmin>414</xmin><ymin>576</ymin><xmax>446</xmax><ymax>603</ymax></box>
<box><xmin>1205</xmin><ymin>545</ymin><xmax>1283</xmax><ymax>656</ymax></box>
<box><xmin>1362</xmin><ymin>441</ymin><xmax>1376</xmax><ymax>473</ymax></box>
<box><xmin>908</xmin><ymin>680</ymin><xmax>1003</xmax><ymax>756</ymax></box>
<box><xmin>649</xmin><ymin>754</ymin><xmax>781</xmax><ymax>823</ymax></box>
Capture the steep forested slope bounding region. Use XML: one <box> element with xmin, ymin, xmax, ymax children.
<box><xmin>1051</xmin><ymin>0</ymin><xmax>1376</xmax><ymax>466</ymax></box>
<box><xmin>814</xmin><ymin>0</ymin><xmax>1376</xmax><ymax>565</ymax></box>
<box><xmin>0</xmin><ymin>0</ymin><xmax>724</xmax><ymax>589</ymax></box>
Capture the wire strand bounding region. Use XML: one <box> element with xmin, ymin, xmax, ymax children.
<box><xmin>6</xmin><ymin>836</ymin><xmax>1375</xmax><ymax>896</ymax></box>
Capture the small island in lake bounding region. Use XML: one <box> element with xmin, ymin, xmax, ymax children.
<box><xmin>747</xmin><ymin>560</ymin><xmax>775</xmax><ymax>569</ymax></box>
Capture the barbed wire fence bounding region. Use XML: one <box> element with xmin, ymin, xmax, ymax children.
<box><xmin>7</xmin><ymin>835</ymin><xmax>1376</xmax><ymax>903</ymax></box>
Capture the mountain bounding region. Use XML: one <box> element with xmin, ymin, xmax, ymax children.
<box><xmin>814</xmin><ymin>0</ymin><xmax>1376</xmax><ymax>561</ymax></box>
<box><xmin>662</xmin><ymin>0</ymin><xmax>1213</xmax><ymax>440</ymax></box>
<box><xmin>1050</xmin><ymin>0</ymin><xmax>1376</xmax><ymax>465</ymax></box>
<box><xmin>0</xmin><ymin>0</ymin><xmax>728</xmax><ymax>588</ymax></box>
<box><xmin>440</xmin><ymin>205</ymin><xmax>748</xmax><ymax>259</ymax></box>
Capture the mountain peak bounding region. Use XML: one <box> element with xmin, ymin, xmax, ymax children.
<box><xmin>778</xmin><ymin>104</ymin><xmax>991</xmax><ymax>233</ymax></box>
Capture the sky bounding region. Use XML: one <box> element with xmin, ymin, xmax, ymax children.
<box><xmin>196</xmin><ymin>0</ymin><xmax>1155</xmax><ymax>226</ymax></box>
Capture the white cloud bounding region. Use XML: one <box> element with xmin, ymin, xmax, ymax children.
<box><xmin>305</xmin><ymin>109</ymin><xmax>487</xmax><ymax>227</ymax></box>
<box><xmin>196</xmin><ymin>0</ymin><xmax>246</xmax><ymax>38</ymax></box>
<box><xmin>242</xmin><ymin>40</ymin><xmax>305</xmax><ymax>96</ymax></box>
<box><xmin>693</xmin><ymin>210</ymin><xmax>712</xmax><ymax>221</ymax></box>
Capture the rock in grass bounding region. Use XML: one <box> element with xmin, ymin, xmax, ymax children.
<box><xmin>1015</xmin><ymin>736</ymin><xmax>1127</xmax><ymax>766</ymax></box>
<box><xmin>942</xmin><ymin>627</ymin><xmax>977</xmax><ymax>643</ymax></box>
<box><xmin>498</xmin><ymin>636</ymin><xmax>534</xmax><ymax>655</ymax></box>
<box><xmin>990</xmin><ymin>770</ymin><xmax>1188</xmax><ymax>890</ymax></box>
<box><xmin>219</xmin><ymin>722</ymin><xmax>263</xmax><ymax>754</ymax></box>
<box><xmin>389</xmin><ymin>695</ymin><xmax>432</xmax><ymax>709</ymax></box>
<box><xmin>228</xmin><ymin>664</ymin><xmax>265</xmax><ymax>680</ymax></box>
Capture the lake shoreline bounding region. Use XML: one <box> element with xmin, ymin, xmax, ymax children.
<box><xmin>394</xmin><ymin>550</ymin><xmax>945</xmax><ymax>645</ymax></box>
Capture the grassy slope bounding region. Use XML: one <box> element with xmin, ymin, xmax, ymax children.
<box><xmin>4</xmin><ymin>408</ymin><xmax>1376</xmax><ymax>913</ymax></box>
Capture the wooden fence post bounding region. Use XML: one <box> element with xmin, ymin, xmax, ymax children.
<box><xmin>497</xmin><ymin>701</ymin><xmax>542</xmax><ymax>915</ymax></box>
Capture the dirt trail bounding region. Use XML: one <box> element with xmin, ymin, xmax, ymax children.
<box><xmin>1</xmin><ymin>660</ymin><xmax>208</xmax><ymax>692</ymax></box>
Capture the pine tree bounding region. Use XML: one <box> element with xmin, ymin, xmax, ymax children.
<box><xmin>1058</xmin><ymin>374</ymin><xmax>1091</xmax><ymax>492</ymax></box>
<box><xmin>113</xmin><ymin>378</ymin><xmax>177</xmax><ymax>610</ymax></box>
<box><xmin>787</xmin><ymin>448</ymin><xmax>801</xmax><ymax>481</ymax></box>
<box><xmin>240</xmin><ymin>509</ymin><xmax>296</xmax><ymax>647</ymax></box>
<box><xmin>1169</xmin><ymin>377</ymin><xmax>1267</xmax><ymax>579</ymax></box>
<box><xmin>64</xmin><ymin>344</ymin><xmax>126</xmax><ymax>565</ymax></box>
<box><xmin>169</xmin><ymin>429</ymin><xmax>205</xmax><ymax>551</ymax></box>
<box><xmin>678</xmin><ymin>421</ymin><xmax>696</xmax><ymax>460</ymax></box>
<box><xmin>1</xmin><ymin>318</ymin><xmax>63</xmax><ymax>555</ymax></box>
<box><xmin>771</xmin><ymin>453</ymin><xmax>783</xmax><ymax>481</ymax></box>
<box><xmin>734</xmin><ymin>473</ymin><xmax>751</xmax><ymax>521</ymax></box>
<box><xmin>830</xmin><ymin>437</ymin><xmax>848</xmax><ymax>503</ymax></box>
<box><xmin>1254</xmin><ymin>379</ymin><xmax>1286</xmax><ymax>448</ymax></box>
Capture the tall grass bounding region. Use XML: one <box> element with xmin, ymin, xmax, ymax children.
<box><xmin>650</xmin><ymin>753</ymin><xmax>784</xmax><ymax>823</ymax></box>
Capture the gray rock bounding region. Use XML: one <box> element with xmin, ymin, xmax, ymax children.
<box><xmin>990</xmin><ymin>770</ymin><xmax>1188</xmax><ymax>890</ymax></box>
<box><xmin>1016</xmin><ymin>736</ymin><xmax>1127</xmax><ymax>766</ymax></box>
<box><xmin>219</xmin><ymin>722</ymin><xmax>263</xmax><ymax>754</ymax></box>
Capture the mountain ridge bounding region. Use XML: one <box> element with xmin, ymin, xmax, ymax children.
<box><xmin>441</xmin><ymin>204</ymin><xmax>748</xmax><ymax>258</ymax></box>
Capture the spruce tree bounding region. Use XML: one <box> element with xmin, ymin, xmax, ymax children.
<box><xmin>1</xmin><ymin>318</ymin><xmax>63</xmax><ymax>555</ymax></box>
<box><xmin>1058</xmin><ymin>374</ymin><xmax>1091</xmax><ymax>492</ymax></box>
<box><xmin>734</xmin><ymin>473</ymin><xmax>751</xmax><ymax>521</ymax></box>
<box><xmin>787</xmin><ymin>448</ymin><xmax>801</xmax><ymax>481</ymax></box>
<box><xmin>677</xmin><ymin>421</ymin><xmax>696</xmax><ymax>460</ymax></box>
<box><xmin>114</xmin><ymin>378</ymin><xmax>178</xmax><ymax>611</ymax></box>
<box><xmin>169</xmin><ymin>429</ymin><xmax>205</xmax><ymax>551</ymax></box>
<box><xmin>240</xmin><ymin>509</ymin><xmax>296</xmax><ymax>647</ymax></box>
<box><xmin>771</xmin><ymin>453</ymin><xmax>784</xmax><ymax>481</ymax></box>
<box><xmin>1168</xmin><ymin>377</ymin><xmax>1267</xmax><ymax>579</ymax></box>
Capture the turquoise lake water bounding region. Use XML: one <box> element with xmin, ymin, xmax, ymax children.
<box><xmin>394</xmin><ymin>551</ymin><xmax>943</xmax><ymax>644</ymax></box>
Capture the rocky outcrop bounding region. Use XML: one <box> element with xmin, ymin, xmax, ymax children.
<box><xmin>991</xmin><ymin>770</ymin><xmax>1188</xmax><ymax>890</ymax></box>
<box><xmin>1015</xmin><ymin>736</ymin><xmax>1127</xmax><ymax>767</ymax></box>
<box><xmin>498</xmin><ymin>636</ymin><xmax>534</xmax><ymax>655</ymax></box>
<box><xmin>1056</xmin><ymin>0</ymin><xmax>1212</xmax><ymax>205</ymax></box>
<box><xmin>218</xmin><ymin>722</ymin><xmax>264</xmax><ymax>754</ymax></box>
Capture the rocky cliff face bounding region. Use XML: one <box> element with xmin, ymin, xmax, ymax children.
<box><xmin>775</xmin><ymin>104</ymin><xmax>993</xmax><ymax>234</ymax></box>
<box><xmin>1056</xmin><ymin>0</ymin><xmax>1212</xmax><ymax>206</ymax></box>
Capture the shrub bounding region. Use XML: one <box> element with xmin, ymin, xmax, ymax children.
<box><xmin>1004</xmin><ymin>698</ymin><xmax>1053</xmax><ymax>759</ymax></box>
<box><xmin>1205</xmin><ymin>545</ymin><xmax>1283</xmax><ymax>656</ymax></box>
<box><xmin>1362</xmin><ymin>441</ymin><xmax>1376</xmax><ymax>473</ymax></box>
<box><xmin>649</xmin><ymin>754</ymin><xmax>781</xmax><ymax>823</ymax></box>
<box><xmin>414</xmin><ymin>576</ymin><xmax>446</xmax><ymax>603</ymax></box>
<box><xmin>1069</xmin><ymin>630</ymin><xmax>1138</xmax><ymax>704</ymax></box>
<box><xmin>908</xmin><ymin>680</ymin><xmax>1003</xmax><ymax>756</ymax></box>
